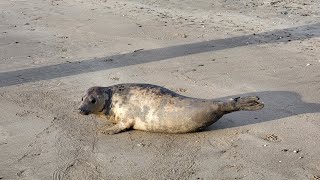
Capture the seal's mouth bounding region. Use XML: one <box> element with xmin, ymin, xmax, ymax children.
<box><xmin>78</xmin><ymin>108</ymin><xmax>90</xmax><ymax>115</ymax></box>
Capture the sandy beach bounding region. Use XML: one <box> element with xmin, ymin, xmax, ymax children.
<box><xmin>0</xmin><ymin>0</ymin><xmax>320</xmax><ymax>179</ymax></box>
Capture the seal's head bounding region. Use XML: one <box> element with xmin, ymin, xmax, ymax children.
<box><xmin>78</xmin><ymin>86</ymin><xmax>110</xmax><ymax>115</ymax></box>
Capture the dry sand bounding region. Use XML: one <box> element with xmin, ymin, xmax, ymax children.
<box><xmin>0</xmin><ymin>0</ymin><xmax>320</xmax><ymax>179</ymax></box>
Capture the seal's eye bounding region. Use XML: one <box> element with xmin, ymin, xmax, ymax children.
<box><xmin>81</xmin><ymin>97</ymin><xmax>84</xmax><ymax>101</ymax></box>
<box><xmin>90</xmin><ymin>99</ymin><xmax>96</xmax><ymax>104</ymax></box>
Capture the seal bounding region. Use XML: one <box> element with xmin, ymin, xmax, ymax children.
<box><xmin>78</xmin><ymin>83</ymin><xmax>264</xmax><ymax>134</ymax></box>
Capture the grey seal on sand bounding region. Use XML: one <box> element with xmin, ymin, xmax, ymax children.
<box><xmin>78</xmin><ymin>83</ymin><xmax>264</xmax><ymax>134</ymax></box>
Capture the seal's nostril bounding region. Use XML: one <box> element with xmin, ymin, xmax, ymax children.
<box><xmin>78</xmin><ymin>108</ymin><xmax>90</xmax><ymax>115</ymax></box>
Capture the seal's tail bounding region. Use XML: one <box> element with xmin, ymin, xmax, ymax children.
<box><xmin>221</xmin><ymin>96</ymin><xmax>264</xmax><ymax>113</ymax></box>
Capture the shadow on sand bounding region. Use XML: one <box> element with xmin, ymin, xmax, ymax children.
<box><xmin>0</xmin><ymin>23</ymin><xmax>319</xmax><ymax>88</ymax></box>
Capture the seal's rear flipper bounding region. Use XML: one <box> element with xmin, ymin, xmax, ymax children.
<box><xmin>221</xmin><ymin>96</ymin><xmax>264</xmax><ymax>113</ymax></box>
<box><xmin>234</xmin><ymin>96</ymin><xmax>264</xmax><ymax>111</ymax></box>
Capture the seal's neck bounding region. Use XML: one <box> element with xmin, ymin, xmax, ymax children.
<box><xmin>100</xmin><ymin>88</ymin><xmax>113</xmax><ymax>115</ymax></box>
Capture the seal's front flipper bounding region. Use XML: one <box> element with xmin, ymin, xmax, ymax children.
<box><xmin>221</xmin><ymin>96</ymin><xmax>264</xmax><ymax>113</ymax></box>
<box><xmin>99</xmin><ymin>121</ymin><xmax>132</xmax><ymax>135</ymax></box>
<box><xmin>99</xmin><ymin>125</ymin><xmax>124</xmax><ymax>135</ymax></box>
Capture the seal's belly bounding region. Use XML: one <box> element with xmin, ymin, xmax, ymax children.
<box><xmin>128</xmin><ymin>100</ymin><xmax>220</xmax><ymax>133</ymax></box>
